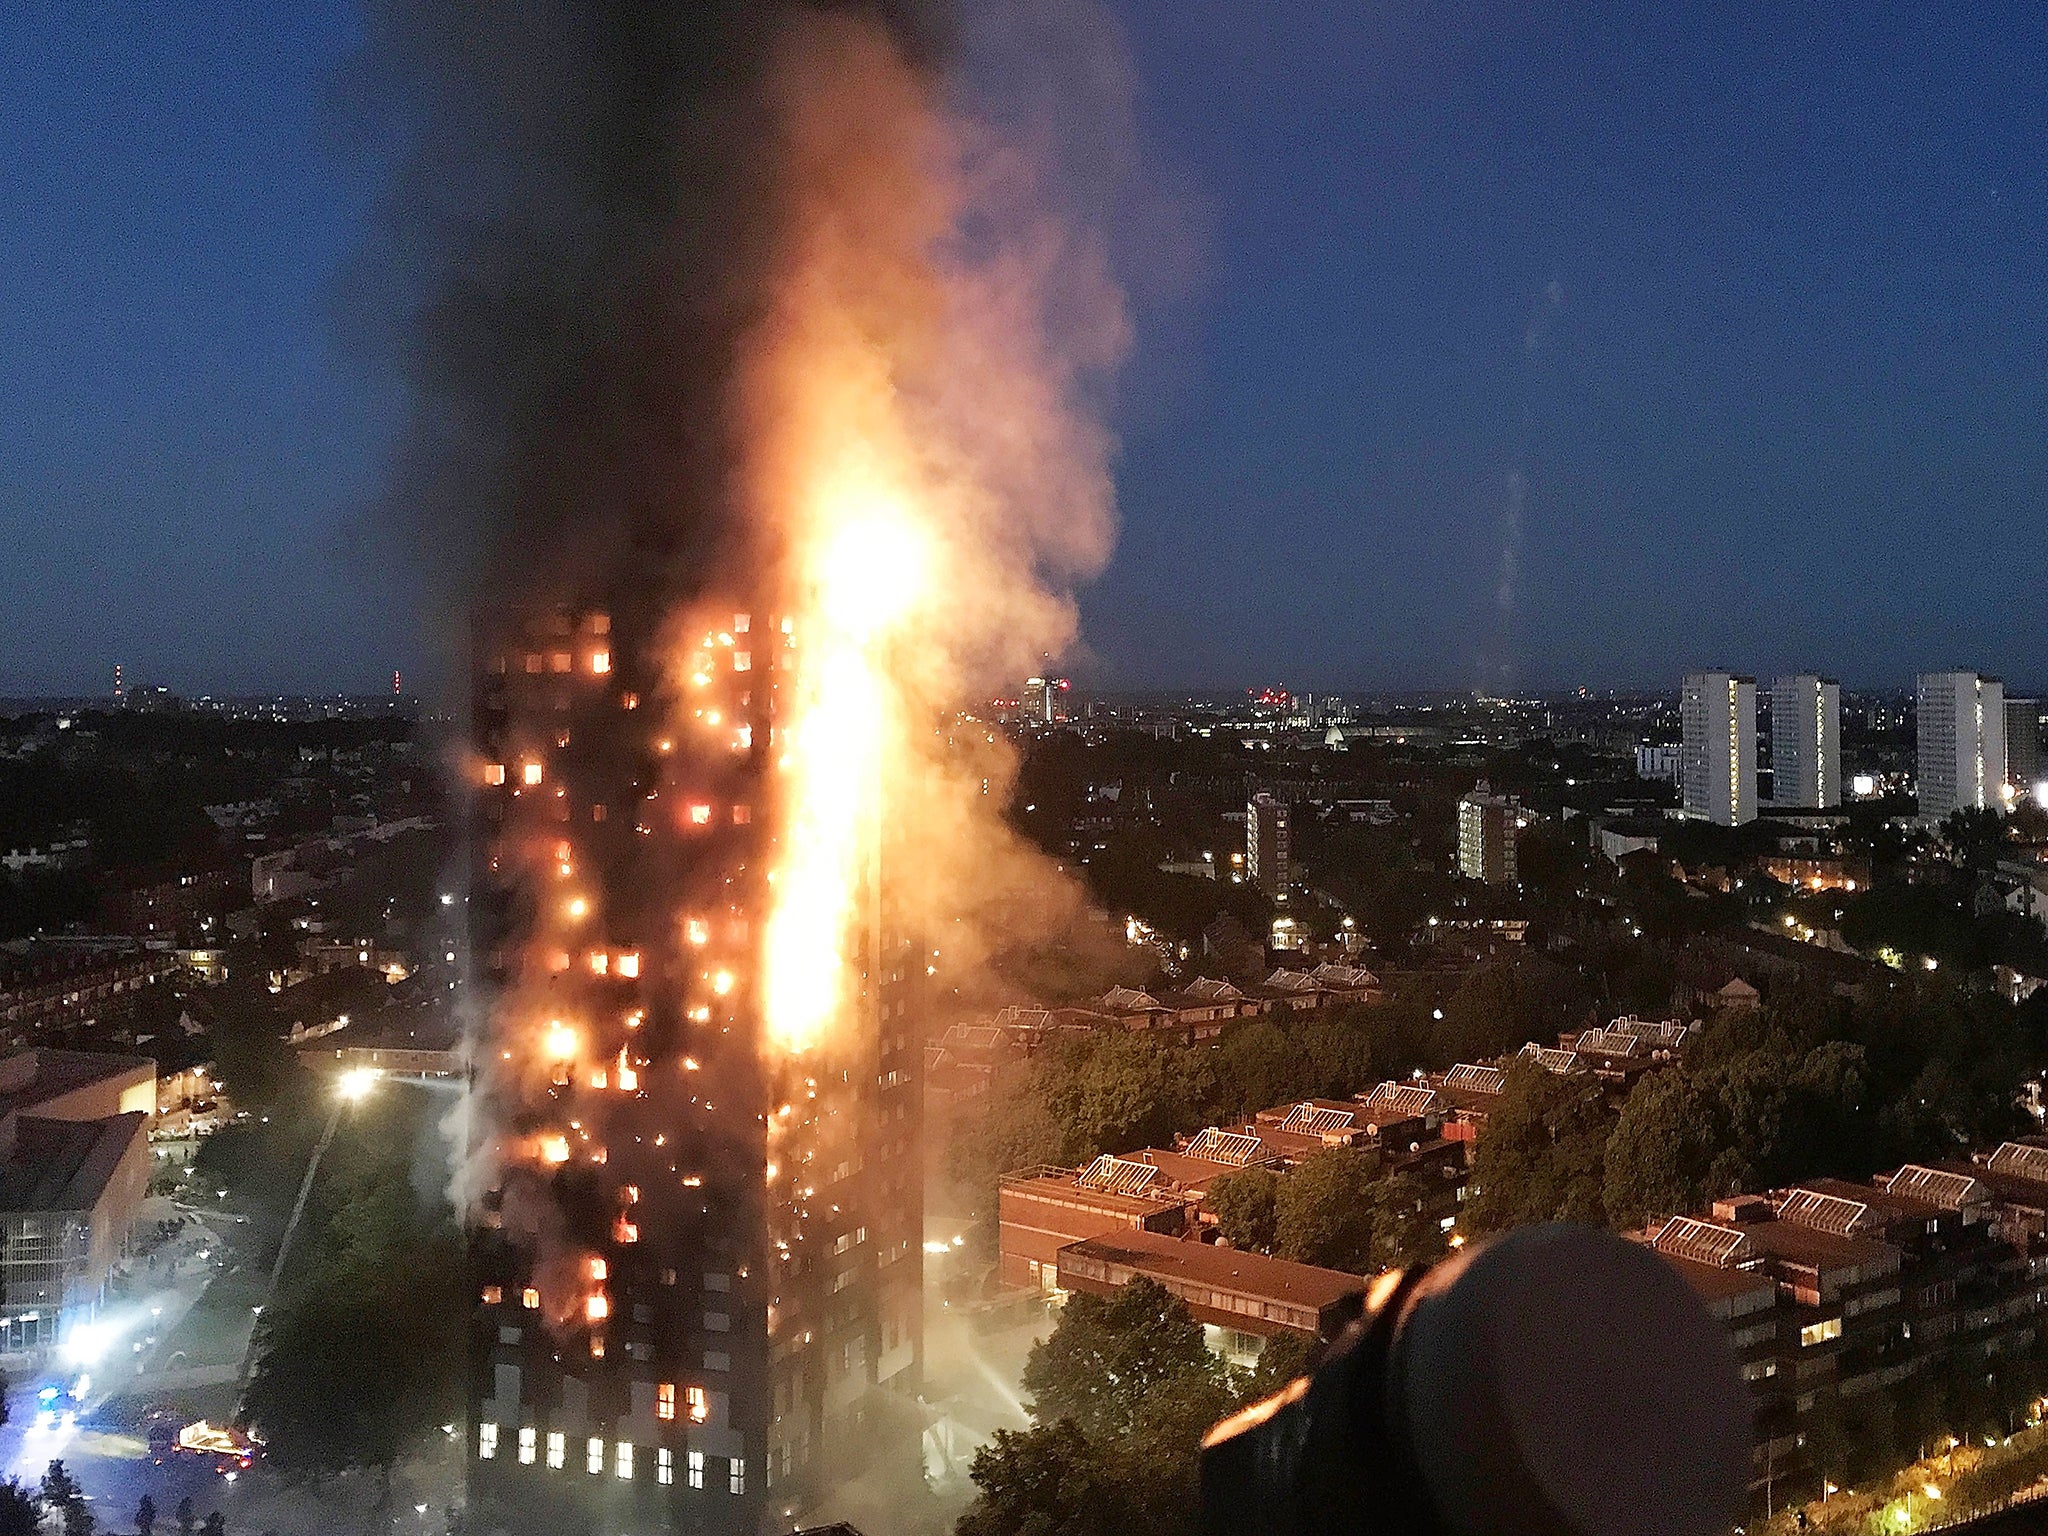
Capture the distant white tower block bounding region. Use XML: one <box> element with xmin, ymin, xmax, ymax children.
<box><xmin>1681</xmin><ymin>671</ymin><xmax>1756</xmax><ymax>826</ymax></box>
<box><xmin>1916</xmin><ymin>671</ymin><xmax>2006</xmax><ymax>822</ymax></box>
<box><xmin>1769</xmin><ymin>675</ymin><xmax>1841</xmax><ymax>809</ymax></box>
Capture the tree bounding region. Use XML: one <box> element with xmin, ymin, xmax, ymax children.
<box><xmin>199</xmin><ymin>1517</ymin><xmax>225</xmax><ymax>1536</ymax></box>
<box><xmin>1243</xmin><ymin>1328</ymin><xmax>1315</xmax><ymax>1397</ymax></box>
<box><xmin>1045</xmin><ymin>1034</ymin><xmax>1210</xmax><ymax>1161</ymax></box>
<box><xmin>0</xmin><ymin>1481</ymin><xmax>36</xmax><ymax>1536</ymax></box>
<box><xmin>240</xmin><ymin>1101</ymin><xmax>466</xmax><ymax>1503</ymax></box>
<box><xmin>968</xmin><ymin>1275</ymin><xmax>1250</xmax><ymax>1536</ymax></box>
<box><xmin>1465</xmin><ymin>1062</ymin><xmax>1615</xmax><ymax>1231</ymax></box>
<box><xmin>1021</xmin><ymin>1277</ymin><xmax>1226</xmax><ymax>1444</ymax></box>
<box><xmin>39</xmin><ymin>1462</ymin><xmax>90</xmax><ymax>1536</ymax></box>
<box><xmin>1208</xmin><ymin>1166</ymin><xmax>1280</xmax><ymax>1253</ymax></box>
<box><xmin>176</xmin><ymin>1497</ymin><xmax>196</xmax><ymax>1536</ymax></box>
<box><xmin>1603</xmin><ymin>1069</ymin><xmax>1732</xmax><ymax>1227</ymax></box>
<box><xmin>136</xmin><ymin>1495</ymin><xmax>157</xmax><ymax>1536</ymax></box>
<box><xmin>957</xmin><ymin>1420</ymin><xmax>1134</xmax><ymax>1536</ymax></box>
<box><xmin>1362</xmin><ymin>1169</ymin><xmax>1448</xmax><ymax>1271</ymax></box>
<box><xmin>1274</xmin><ymin>1148</ymin><xmax>1379</xmax><ymax>1271</ymax></box>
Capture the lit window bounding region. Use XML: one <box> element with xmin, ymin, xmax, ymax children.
<box><xmin>689</xmin><ymin>803</ymin><xmax>712</xmax><ymax>826</ymax></box>
<box><xmin>687</xmin><ymin>1450</ymin><xmax>705</xmax><ymax>1490</ymax></box>
<box><xmin>478</xmin><ymin>1423</ymin><xmax>498</xmax><ymax>1460</ymax></box>
<box><xmin>525</xmin><ymin>653</ymin><xmax>543</xmax><ymax>674</ymax></box>
<box><xmin>616</xmin><ymin>1442</ymin><xmax>633</xmax><ymax>1480</ymax></box>
<box><xmin>589</xmin><ymin>951</ymin><xmax>609</xmax><ymax>975</ymax></box>
<box><xmin>587</xmin><ymin>1294</ymin><xmax>608</xmax><ymax>1322</ymax></box>
<box><xmin>687</xmin><ymin>1385</ymin><xmax>709</xmax><ymax>1423</ymax></box>
<box><xmin>1800</xmin><ymin>1316</ymin><xmax>1843</xmax><ymax>1347</ymax></box>
<box><xmin>658</xmin><ymin>1448</ymin><xmax>674</xmax><ymax>1486</ymax></box>
<box><xmin>733</xmin><ymin>652</ymin><xmax>752</xmax><ymax>672</ymax></box>
<box><xmin>522</xmin><ymin>762</ymin><xmax>543</xmax><ymax>786</ymax></box>
<box><xmin>518</xmin><ymin>1426</ymin><xmax>536</xmax><ymax>1464</ymax></box>
<box><xmin>587</xmin><ymin>1438</ymin><xmax>604</xmax><ymax>1475</ymax></box>
<box><xmin>552</xmin><ymin>652</ymin><xmax>573</xmax><ymax>673</ymax></box>
<box><xmin>522</xmin><ymin>1287</ymin><xmax>541</xmax><ymax>1310</ymax></box>
<box><xmin>589</xmin><ymin>1257</ymin><xmax>607</xmax><ymax>1281</ymax></box>
<box><xmin>657</xmin><ymin>1383</ymin><xmax>676</xmax><ymax>1421</ymax></box>
<box><xmin>591</xmin><ymin>651</ymin><xmax>612</xmax><ymax>675</ymax></box>
<box><xmin>480</xmin><ymin>1285</ymin><xmax>503</xmax><ymax>1305</ymax></box>
<box><xmin>731</xmin><ymin>805</ymin><xmax>751</xmax><ymax>825</ymax></box>
<box><xmin>729</xmin><ymin>1457</ymin><xmax>746</xmax><ymax>1495</ymax></box>
<box><xmin>483</xmin><ymin>764</ymin><xmax>506</xmax><ymax>786</ymax></box>
<box><xmin>734</xmin><ymin>613</ymin><xmax>750</xmax><ymax>633</ymax></box>
<box><xmin>617</xmin><ymin>952</ymin><xmax>640</xmax><ymax>979</ymax></box>
<box><xmin>546</xmin><ymin>1431</ymin><xmax>565</xmax><ymax>1470</ymax></box>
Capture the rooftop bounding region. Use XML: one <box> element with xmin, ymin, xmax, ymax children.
<box><xmin>0</xmin><ymin>1112</ymin><xmax>146</xmax><ymax>1213</ymax></box>
<box><xmin>0</xmin><ymin>1048</ymin><xmax>154</xmax><ymax>1123</ymax></box>
<box><xmin>1058</xmin><ymin>1227</ymin><xmax>1367</xmax><ymax>1312</ymax></box>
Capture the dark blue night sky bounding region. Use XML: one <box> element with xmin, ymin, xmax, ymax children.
<box><xmin>5</xmin><ymin>2</ymin><xmax>2046</xmax><ymax>697</ymax></box>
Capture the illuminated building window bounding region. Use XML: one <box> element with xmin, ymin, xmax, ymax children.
<box><xmin>622</xmin><ymin>691</ymin><xmax>639</xmax><ymax>709</ymax></box>
<box><xmin>522</xmin><ymin>762</ymin><xmax>543</xmax><ymax>786</ymax></box>
<box><xmin>590</xmin><ymin>1337</ymin><xmax>605</xmax><ymax>1359</ymax></box>
<box><xmin>590</xmin><ymin>952</ymin><xmax>609</xmax><ymax>976</ymax></box>
<box><xmin>591</xmin><ymin>651</ymin><xmax>611</xmax><ymax>675</ymax></box>
<box><xmin>477</xmin><ymin>1423</ymin><xmax>498</xmax><ymax>1460</ymax></box>
<box><xmin>687</xmin><ymin>1386</ymin><xmax>709</xmax><ymax>1424</ymax></box>
<box><xmin>592</xmin><ymin>803</ymin><xmax>608</xmax><ymax>822</ymax></box>
<box><xmin>1800</xmin><ymin>1316</ymin><xmax>1843</xmax><ymax>1347</ymax></box>
<box><xmin>657</xmin><ymin>1383</ymin><xmax>676</xmax><ymax>1421</ymax></box>
<box><xmin>589</xmin><ymin>1257</ymin><xmax>607</xmax><ymax>1281</ymax></box>
<box><xmin>687</xmin><ymin>1451</ymin><xmax>705</xmax><ymax>1490</ymax></box>
<box><xmin>551</xmin><ymin>652</ymin><xmax>572</xmax><ymax>673</ymax></box>
<box><xmin>734</xmin><ymin>613</ymin><xmax>750</xmax><ymax>633</ymax></box>
<box><xmin>522</xmin><ymin>1287</ymin><xmax>540</xmax><ymax>1310</ymax></box>
<box><xmin>729</xmin><ymin>1457</ymin><xmax>745</xmax><ymax>1495</ymax></box>
<box><xmin>587</xmin><ymin>1295</ymin><xmax>609</xmax><ymax>1322</ymax></box>
<box><xmin>689</xmin><ymin>803</ymin><xmax>712</xmax><ymax>826</ymax></box>
<box><xmin>658</xmin><ymin>1448</ymin><xmax>674</xmax><ymax>1486</ymax></box>
<box><xmin>617</xmin><ymin>953</ymin><xmax>640</xmax><ymax>979</ymax></box>
<box><xmin>731</xmin><ymin>805</ymin><xmax>750</xmax><ymax>825</ymax></box>
<box><xmin>483</xmin><ymin>764</ymin><xmax>506</xmax><ymax>786</ymax></box>
<box><xmin>733</xmin><ymin>652</ymin><xmax>751</xmax><ymax>672</ymax></box>
<box><xmin>518</xmin><ymin>1427</ymin><xmax>536</xmax><ymax>1465</ymax></box>
<box><xmin>587</xmin><ymin>1437</ymin><xmax>604</xmax><ymax>1475</ymax></box>
<box><xmin>480</xmin><ymin>1285</ymin><xmax>503</xmax><ymax>1305</ymax></box>
<box><xmin>546</xmin><ymin>1432</ymin><xmax>565</xmax><ymax>1470</ymax></box>
<box><xmin>616</xmin><ymin>1442</ymin><xmax>633</xmax><ymax>1480</ymax></box>
<box><xmin>525</xmin><ymin>654</ymin><xmax>543</xmax><ymax>674</ymax></box>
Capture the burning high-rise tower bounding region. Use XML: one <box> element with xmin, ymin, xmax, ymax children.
<box><xmin>467</xmin><ymin>596</ymin><xmax>924</xmax><ymax>1534</ymax></box>
<box><xmin>353</xmin><ymin>2</ymin><xmax>1130</xmax><ymax>1529</ymax></box>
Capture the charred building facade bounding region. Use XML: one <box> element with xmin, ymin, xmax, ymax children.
<box><xmin>466</xmin><ymin>604</ymin><xmax>922</xmax><ymax>1536</ymax></box>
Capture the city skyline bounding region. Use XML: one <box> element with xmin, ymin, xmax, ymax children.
<box><xmin>6</xmin><ymin>4</ymin><xmax>2048</xmax><ymax>696</ymax></box>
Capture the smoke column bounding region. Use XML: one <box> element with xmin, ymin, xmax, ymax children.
<box><xmin>1488</xmin><ymin>278</ymin><xmax>1563</xmax><ymax>691</ymax></box>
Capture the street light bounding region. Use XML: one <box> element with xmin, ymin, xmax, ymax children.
<box><xmin>337</xmin><ymin>1067</ymin><xmax>380</xmax><ymax>1103</ymax></box>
